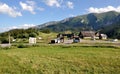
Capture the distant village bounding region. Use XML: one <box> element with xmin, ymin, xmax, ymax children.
<box><xmin>0</xmin><ymin>30</ymin><xmax>119</xmax><ymax>48</ymax></box>
<box><xmin>51</xmin><ymin>31</ymin><xmax>108</xmax><ymax>44</ymax></box>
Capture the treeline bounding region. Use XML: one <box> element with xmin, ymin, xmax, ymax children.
<box><xmin>0</xmin><ymin>28</ymin><xmax>52</xmax><ymax>43</ymax></box>
<box><xmin>0</xmin><ymin>28</ymin><xmax>39</xmax><ymax>43</ymax></box>
<box><xmin>0</xmin><ymin>28</ymin><xmax>39</xmax><ymax>39</ymax></box>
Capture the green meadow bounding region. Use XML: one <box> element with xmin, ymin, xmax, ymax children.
<box><xmin>0</xmin><ymin>45</ymin><xmax>120</xmax><ymax>74</ymax></box>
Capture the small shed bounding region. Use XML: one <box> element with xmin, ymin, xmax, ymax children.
<box><xmin>38</xmin><ymin>37</ymin><xmax>42</xmax><ymax>40</ymax></box>
<box><xmin>29</xmin><ymin>37</ymin><xmax>36</xmax><ymax>44</ymax></box>
<box><xmin>112</xmin><ymin>39</ymin><xmax>118</xmax><ymax>42</ymax></box>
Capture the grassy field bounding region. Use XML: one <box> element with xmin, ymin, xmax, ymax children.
<box><xmin>0</xmin><ymin>45</ymin><xmax>120</xmax><ymax>74</ymax></box>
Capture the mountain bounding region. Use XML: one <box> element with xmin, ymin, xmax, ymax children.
<box><xmin>1</xmin><ymin>11</ymin><xmax>120</xmax><ymax>39</ymax></box>
<box><xmin>100</xmin><ymin>15</ymin><xmax>120</xmax><ymax>39</ymax></box>
<box><xmin>36</xmin><ymin>21</ymin><xmax>58</xmax><ymax>29</ymax></box>
<box><xmin>36</xmin><ymin>11</ymin><xmax>120</xmax><ymax>32</ymax></box>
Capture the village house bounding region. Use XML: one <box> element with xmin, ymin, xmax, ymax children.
<box><xmin>29</xmin><ymin>37</ymin><xmax>36</xmax><ymax>44</ymax></box>
<box><xmin>78</xmin><ymin>31</ymin><xmax>96</xmax><ymax>39</ymax></box>
<box><xmin>99</xmin><ymin>34</ymin><xmax>107</xmax><ymax>40</ymax></box>
<box><xmin>78</xmin><ymin>31</ymin><xmax>107</xmax><ymax>40</ymax></box>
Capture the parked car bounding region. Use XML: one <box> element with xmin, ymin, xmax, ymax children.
<box><xmin>73</xmin><ymin>37</ymin><xmax>80</xmax><ymax>43</ymax></box>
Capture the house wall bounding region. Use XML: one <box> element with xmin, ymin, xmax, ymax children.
<box><xmin>29</xmin><ymin>37</ymin><xmax>36</xmax><ymax>44</ymax></box>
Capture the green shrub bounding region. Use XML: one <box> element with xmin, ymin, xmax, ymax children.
<box><xmin>32</xmin><ymin>44</ymin><xmax>40</xmax><ymax>47</ymax></box>
<box><xmin>17</xmin><ymin>44</ymin><xmax>28</xmax><ymax>48</ymax></box>
<box><xmin>29</xmin><ymin>32</ymin><xmax>37</xmax><ymax>37</ymax></box>
<box><xmin>0</xmin><ymin>37</ymin><xmax>9</xmax><ymax>43</ymax></box>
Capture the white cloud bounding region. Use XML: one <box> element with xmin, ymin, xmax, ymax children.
<box><xmin>20</xmin><ymin>1</ymin><xmax>36</xmax><ymax>14</ymax></box>
<box><xmin>42</xmin><ymin>0</ymin><xmax>74</xmax><ymax>9</ymax></box>
<box><xmin>66</xmin><ymin>1</ymin><xmax>74</xmax><ymax>9</ymax></box>
<box><xmin>26</xmin><ymin>0</ymin><xmax>36</xmax><ymax>6</ymax></box>
<box><xmin>0</xmin><ymin>3</ymin><xmax>22</xmax><ymax>17</ymax></box>
<box><xmin>69</xmin><ymin>14</ymin><xmax>75</xmax><ymax>17</ymax></box>
<box><xmin>12</xmin><ymin>24</ymin><xmax>35</xmax><ymax>30</ymax></box>
<box><xmin>10</xmin><ymin>24</ymin><xmax>36</xmax><ymax>29</ymax></box>
<box><xmin>0</xmin><ymin>24</ymin><xmax>36</xmax><ymax>33</ymax></box>
<box><xmin>88</xmin><ymin>6</ymin><xmax>120</xmax><ymax>13</ymax></box>
<box><xmin>21</xmin><ymin>24</ymin><xmax>36</xmax><ymax>29</ymax></box>
<box><xmin>20</xmin><ymin>1</ymin><xmax>45</xmax><ymax>14</ymax></box>
<box><xmin>37</xmin><ymin>7</ymin><xmax>45</xmax><ymax>11</ymax></box>
<box><xmin>0</xmin><ymin>28</ymin><xmax>8</xmax><ymax>33</ymax></box>
<box><xmin>43</xmin><ymin>0</ymin><xmax>61</xmax><ymax>7</ymax></box>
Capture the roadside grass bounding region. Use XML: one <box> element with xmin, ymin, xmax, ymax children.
<box><xmin>0</xmin><ymin>45</ymin><xmax>120</xmax><ymax>74</ymax></box>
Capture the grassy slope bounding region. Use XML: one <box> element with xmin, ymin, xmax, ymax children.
<box><xmin>0</xmin><ymin>45</ymin><xmax>120</xmax><ymax>74</ymax></box>
<box><xmin>37</xmin><ymin>32</ymin><xmax>57</xmax><ymax>44</ymax></box>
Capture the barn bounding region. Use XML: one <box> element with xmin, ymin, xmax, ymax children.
<box><xmin>78</xmin><ymin>31</ymin><xmax>96</xmax><ymax>39</ymax></box>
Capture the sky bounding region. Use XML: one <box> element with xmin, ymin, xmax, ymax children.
<box><xmin>0</xmin><ymin>0</ymin><xmax>120</xmax><ymax>32</ymax></box>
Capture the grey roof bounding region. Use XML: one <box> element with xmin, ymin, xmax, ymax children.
<box><xmin>80</xmin><ymin>31</ymin><xmax>95</xmax><ymax>37</ymax></box>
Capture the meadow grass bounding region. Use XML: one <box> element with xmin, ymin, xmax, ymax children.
<box><xmin>0</xmin><ymin>45</ymin><xmax>120</xmax><ymax>74</ymax></box>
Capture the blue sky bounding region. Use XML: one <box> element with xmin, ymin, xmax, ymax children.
<box><xmin>0</xmin><ymin>0</ymin><xmax>120</xmax><ymax>32</ymax></box>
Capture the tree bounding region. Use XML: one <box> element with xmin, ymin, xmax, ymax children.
<box><xmin>0</xmin><ymin>37</ymin><xmax>9</xmax><ymax>43</ymax></box>
<box><xmin>29</xmin><ymin>32</ymin><xmax>37</xmax><ymax>37</ymax></box>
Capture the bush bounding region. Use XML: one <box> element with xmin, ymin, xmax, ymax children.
<box><xmin>17</xmin><ymin>33</ymin><xmax>29</xmax><ymax>38</ymax></box>
<box><xmin>0</xmin><ymin>37</ymin><xmax>9</xmax><ymax>43</ymax></box>
<box><xmin>17</xmin><ymin>44</ymin><xmax>28</xmax><ymax>48</ymax></box>
<box><xmin>29</xmin><ymin>32</ymin><xmax>37</xmax><ymax>37</ymax></box>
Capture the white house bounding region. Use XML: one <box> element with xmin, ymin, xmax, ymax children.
<box><xmin>100</xmin><ymin>34</ymin><xmax>107</xmax><ymax>40</ymax></box>
<box><xmin>29</xmin><ymin>37</ymin><xmax>36</xmax><ymax>44</ymax></box>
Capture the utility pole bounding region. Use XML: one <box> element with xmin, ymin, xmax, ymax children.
<box><xmin>8</xmin><ymin>32</ymin><xmax>11</xmax><ymax>48</ymax></box>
